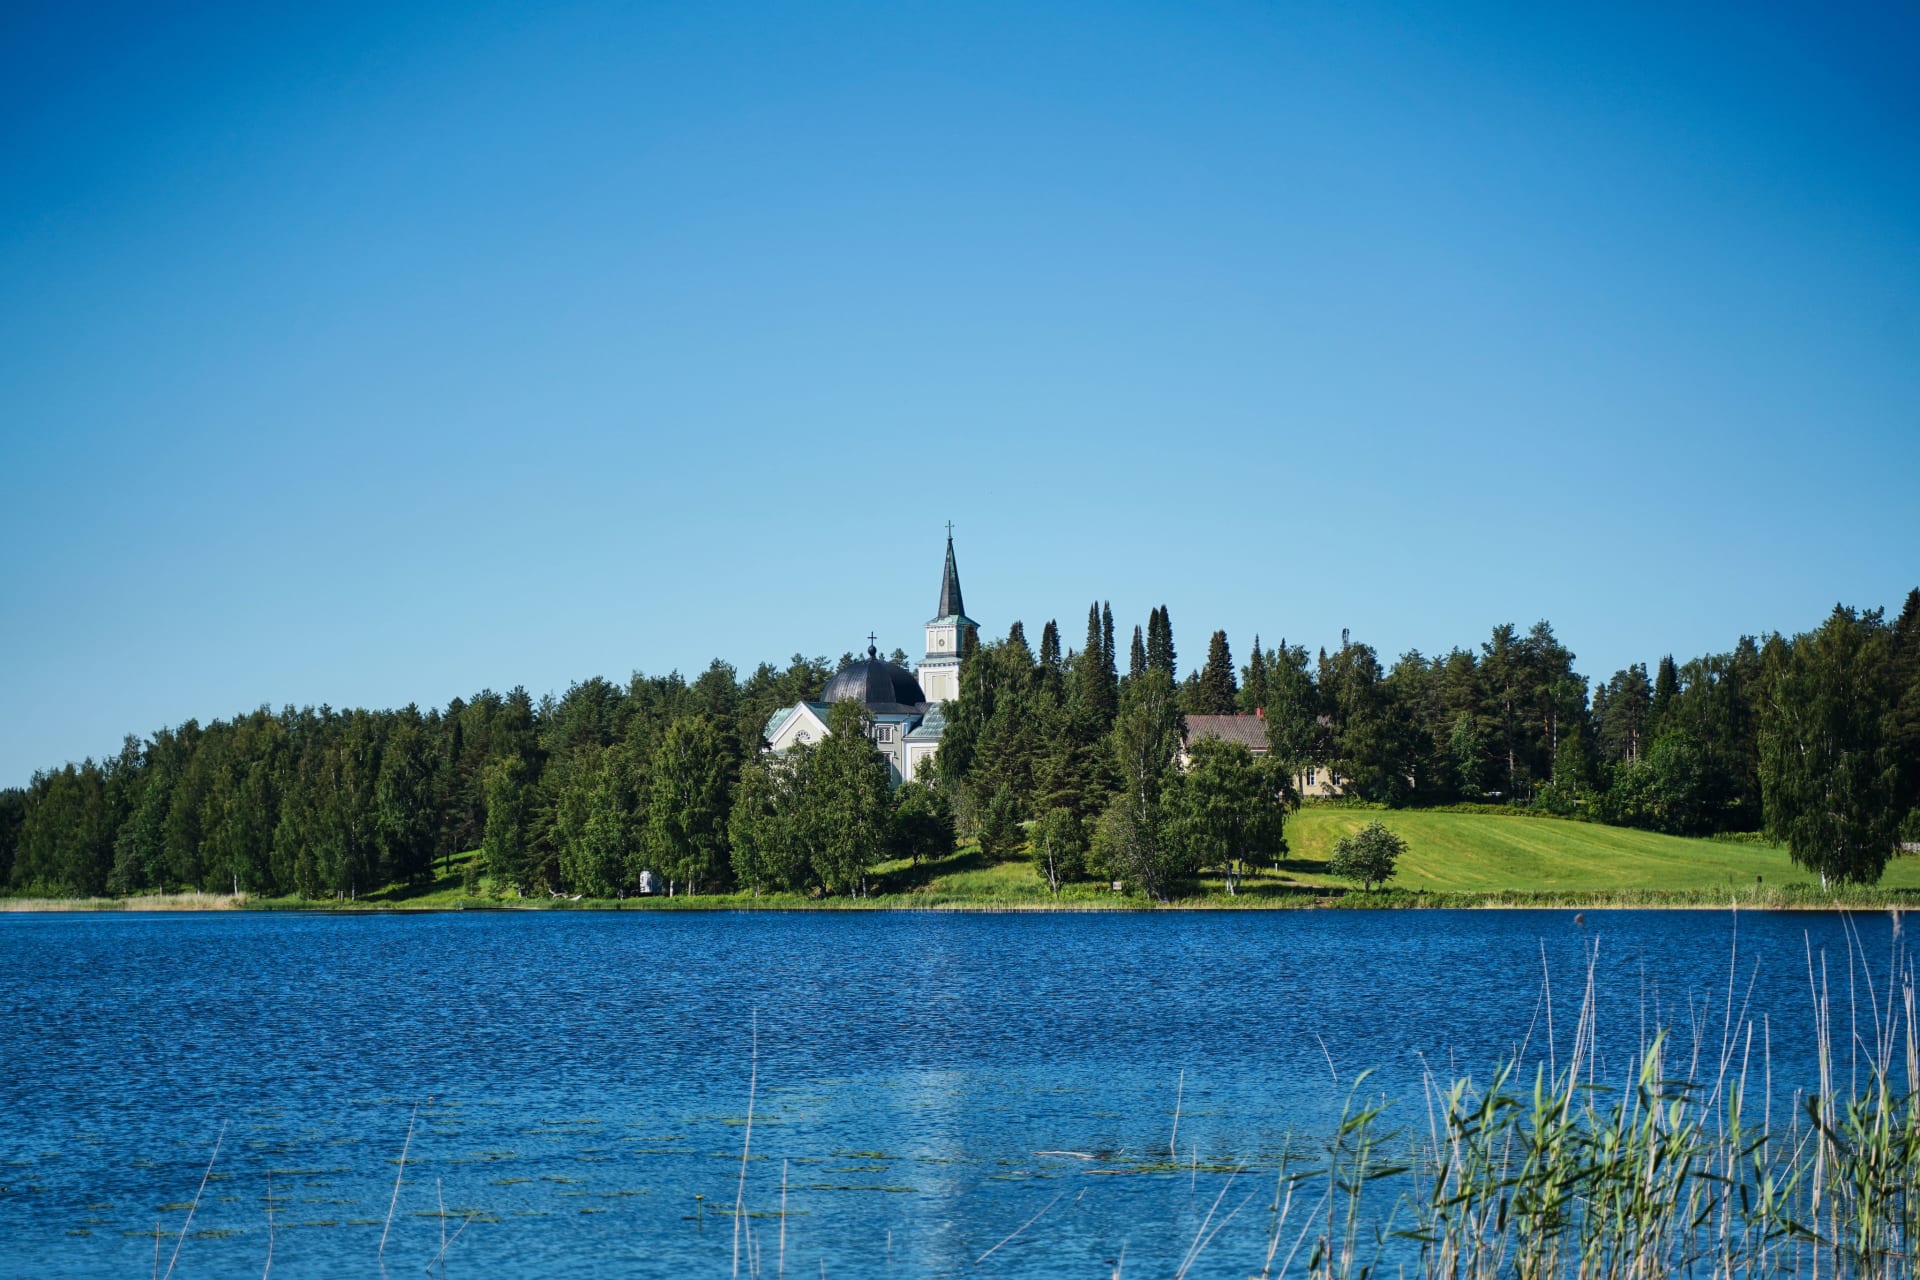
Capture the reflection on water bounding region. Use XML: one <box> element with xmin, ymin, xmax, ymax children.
<box><xmin>0</xmin><ymin>908</ymin><xmax>1888</xmax><ymax>1278</ymax></box>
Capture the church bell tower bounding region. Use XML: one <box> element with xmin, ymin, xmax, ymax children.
<box><xmin>919</xmin><ymin>528</ymin><xmax>977</xmax><ymax>704</ymax></box>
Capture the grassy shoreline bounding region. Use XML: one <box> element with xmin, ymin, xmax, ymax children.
<box><xmin>10</xmin><ymin>809</ymin><xmax>1918</xmax><ymax>914</ymax></box>
<box><xmin>9</xmin><ymin>885</ymin><xmax>1920</xmax><ymax>913</ymax></box>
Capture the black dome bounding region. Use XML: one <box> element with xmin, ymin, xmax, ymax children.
<box><xmin>822</xmin><ymin>648</ymin><xmax>927</xmax><ymax>715</ymax></box>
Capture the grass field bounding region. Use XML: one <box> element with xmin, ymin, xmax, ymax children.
<box><xmin>14</xmin><ymin>809</ymin><xmax>1920</xmax><ymax>911</ymax></box>
<box><xmin>1283</xmin><ymin>808</ymin><xmax>1920</xmax><ymax>895</ymax></box>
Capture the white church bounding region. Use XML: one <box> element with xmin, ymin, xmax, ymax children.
<box><xmin>760</xmin><ymin>533</ymin><xmax>979</xmax><ymax>782</ymax></box>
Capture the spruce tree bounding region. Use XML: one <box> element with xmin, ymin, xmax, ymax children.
<box><xmin>1100</xmin><ymin>603</ymin><xmax>1118</xmax><ymax>716</ymax></box>
<box><xmin>1147</xmin><ymin>606</ymin><xmax>1176</xmax><ymax>679</ymax></box>
<box><xmin>1650</xmin><ymin>655</ymin><xmax>1680</xmax><ymax>737</ymax></box>
<box><xmin>1194</xmin><ymin>630</ymin><xmax>1238</xmax><ymax>715</ymax></box>
<box><xmin>1240</xmin><ymin>638</ymin><xmax>1269</xmax><ymax>715</ymax></box>
<box><xmin>1129</xmin><ymin>626</ymin><xmax>1147</xmax><ymax>681</ymax></box>
<box><xmin>1039</xmin><ymin>620</ymin><xmax>1062</xmax><ymax>671</ymax></box>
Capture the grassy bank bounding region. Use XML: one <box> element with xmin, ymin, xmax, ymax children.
<box><xmin>11</xmin><ymin>810</ymin><xmax>1920</xmax><ymax>912</ymax></box>
<box><xmin>0</xmin><ymin>891</ymin><xmax>251</xmax><ymax>912</ymax></box>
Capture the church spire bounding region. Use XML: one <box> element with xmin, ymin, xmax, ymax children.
<box><xmin>936</xmin><ymin>524</ymin><xmax>966</xmax><ymax>619</ymax></box>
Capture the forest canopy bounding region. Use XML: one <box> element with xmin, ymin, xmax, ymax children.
<box><xmin>3</xmin><ymin>589</ymin><xmax>1917</xmax><ymax>899</ymax></box>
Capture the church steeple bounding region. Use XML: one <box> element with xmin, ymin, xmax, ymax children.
<box><xmin>935</xmin><ymin>524</ymin><xmax>966</xmax><ymax>620</ymax></box>
<box><xmin>920</xmin><ymin>525</ymin><xmax>978</xmax><ymax>704</ymax></box>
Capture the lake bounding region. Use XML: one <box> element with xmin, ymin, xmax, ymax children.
<box><xmin>0</xmin><ymin>908</ymin><xmax>1898</xmax><ymax>1278</ymax></box>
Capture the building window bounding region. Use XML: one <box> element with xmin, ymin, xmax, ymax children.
<box><xmin>874</xmin><ymin>726</ymin><xmax>893</xmax><ymax>743</ymax></box>
<box><xmin>1306</xmin><ymin>767</ymin><xmax>1317</xmax><ymax>788</ymax></box>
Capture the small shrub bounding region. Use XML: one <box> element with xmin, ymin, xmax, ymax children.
<box><xmin>1328</xmin><ymin>820</ymin><xmax>1405</xmax><ymax>891</ymax></box>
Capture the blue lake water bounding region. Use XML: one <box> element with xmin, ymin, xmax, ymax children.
<box><xmin>0</xmin><ymin>908</ymin><xmax>1903</xmax><ymax>1279</ymax></box>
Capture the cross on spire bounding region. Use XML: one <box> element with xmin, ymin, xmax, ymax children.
<box><xmin>867</xmin><ymin>631</ymin><xmax>878</xmax><ymax>659</ymax></box>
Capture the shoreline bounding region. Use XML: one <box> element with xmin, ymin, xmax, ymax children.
<box><xmin>5</xmin><ymin>890</ymin><xmax>1915</xmax><ymax>914</ymax></box>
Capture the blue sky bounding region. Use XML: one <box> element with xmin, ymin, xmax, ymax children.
<box><xmin>2</xmin><ymin>0</ymin><xmax>1916</xmax><ymax>784</ymax></box>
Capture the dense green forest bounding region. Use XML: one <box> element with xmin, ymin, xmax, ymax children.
<box><xmin>4</xmin><ymin>591</ymin><xmax>1918</xmax><ymax>900</ymax></box>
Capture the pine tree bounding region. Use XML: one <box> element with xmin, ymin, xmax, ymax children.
<box><xmin>1129</xmin><ymin>626</ymin><xmax>1147</xmax><ymax>681</ymax></box>
<box><xmin>1194</xmin><ymin>630</ymin><xmax>1238</xmax><ymax>715</ymax></box>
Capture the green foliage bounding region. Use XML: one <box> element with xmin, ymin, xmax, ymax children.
<box><xmin>1145</xmin><ymin>605</ymin><xmax>1176</xmax><ymax>680</ymax></box>
<box><xmin>1111</xmin><ymin>668</ymin><xmax>1183</xmax><ymax>811</ymax></box>
<box><xmin>891</xmin><ymin>781</ymin><xmax>955</xmax><ymax>865</ymax></box>
<box><xmin>10</xmin><ymin>584</ymin><xmax>1920</xmax><ymax>908</ymax></box>
<box><xmin>1191</xmin><ymin>630</ymin><xmax>1238</xmax><ymax>715</ymax></box>
<box><xmin>728</xmin><ymin>751</ymin><xmax>811</xmax><ymax>894</ymax></box>
<box><xmin>1759</xmin><ymin>608</ymin><xmax>1901</xmax><ymax>886</ymax></box>
<box><xmin>1328</xmin><ymin>819</ymin><xmax>1405</xmax><ymax>890</ymax></box>
<box><xmin>799</xmin><ymin>700</ymin><xmax>895</xmax><ymax>895</ymax></box>
<box><xmin>481</xmin><ymin>755</ymin><xmax>535</xmax><ymax>892</ymax></box>
<box><xmin>1092</xmin><ymin>788</ymin><xmax>1190</xmax><ymax>901</ymax></box>
<box><xmin>582</xmin><ymin>743</ymin><xmax>646</xmax><ymax>895</ymax></box>
<box><xmin>1238</xmin><ymin>637</ymin><xmax>1269</xmax><ymax>715</ymax></box>
<box><xmin>1164</xmin><ymin>737</ymin><xmax>1287</xmax><ymax>893</ymax></box>
<box><xmin>975</xmin><ymin>783</ymin><xmax>1023</xmax><ymax>859</ymax></box>
<box><xmin>1262</xmin><ymin>642</ymin><xmax>1319</xmax><ymax>775</ymax></box>
<box><xmin>375</xmin><ymin>715</ymin><xmax>438</xmax><ymax>885</ymax></box>
<box><xmin>938</xmin><ymin>635</ymin><xmax>1045</xmax><ymax>816</ymax></box>
<box><xmin>1028</xmin><ymin>806</ymin><xmax>1087</xmax><ymax>894</ymax></box>
<box><xmin>644</xmin><ymin>716</ymin><xmax>734</xmax><ymax>895</ymax></box>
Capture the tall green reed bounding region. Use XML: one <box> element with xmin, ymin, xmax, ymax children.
<box><xmin>1255</xmin><ymin>915</ymin><xmax>1917</xmax><ymax>1280</ymax></box>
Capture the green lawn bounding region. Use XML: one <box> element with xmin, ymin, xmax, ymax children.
<box><xmin>1276</xmin><ymin>808</ymin><xmax>1920</xmax><ymax>897</ymax></box>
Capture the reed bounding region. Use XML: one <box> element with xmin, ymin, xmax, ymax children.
<box><xmin>1256</xmin><ymin>921</ymin><xmax>1920</xmax><ymax>1279</ymax></box>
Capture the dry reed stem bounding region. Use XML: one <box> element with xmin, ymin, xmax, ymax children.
<box><xmin>161</xmin><ymin>1121</ymin><xmax>224</xmax><ymax>1280</ymax></box>
<box><xmin>1170</xmin><ymin>1067</ymin><xmax>1184</xmax><ymax>1160</ymax></box>
<box><xmin>380</xmin><ymin>1101</ymin><xmax>418</xmax><ymax>1260</ymax></box>
<box><xmin>421</xmin><ymin>1213</ymin><xmax>473</xmax><ymax>1271</ymax></box>
<box><xmin>261</xmin><ymin>1172</ymin><xmax>274</xmax><ymax>1279</ymax></box>
<box><xmin>734</xmin><ymin>1009</ymin><xmax>758</xmax><ymax>1280</ymax></box>
<box><xmin>974</xmin><ymin>1189</ymin><xmax>1065</xmax><ymax>1264</ymax></box>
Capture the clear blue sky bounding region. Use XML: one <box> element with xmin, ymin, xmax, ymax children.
<box><xmin>3</xmin><ymin>0</ymin><xmax>1916</xmax><ymax>785</ymax></box>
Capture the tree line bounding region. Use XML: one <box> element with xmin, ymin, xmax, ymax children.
<box><xmin>929</xmin><ymin>590</ymin><xmax>1920</xmax><ymax>890</ymax></box>
<box><xmin>3</xmin><ymin>590</ymin><xmax>1917</xmax><ymax>899</ymax></box>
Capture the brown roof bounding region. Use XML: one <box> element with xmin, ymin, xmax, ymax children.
<box><xmin>1182</xmin><ymin>715</ymin><xmax>1269</xmax><ymax>752</ymax></box>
